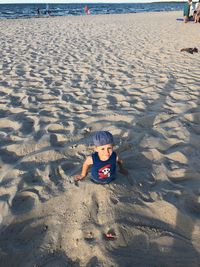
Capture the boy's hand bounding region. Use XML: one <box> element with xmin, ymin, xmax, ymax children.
<box><xmin>119</xmin><ymin>168</ymin><xmax>129</xmax><ymax>176</ymax></box>
<box><xmin>74</xmin><ymin>174</ymin><xmax>85</xmax><ymax>181</ymax></box>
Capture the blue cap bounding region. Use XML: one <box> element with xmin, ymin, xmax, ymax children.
<box><xmin>92</xmin><ymin>131</ymin><xmax>114</xmax><ymax>146</ymax></box>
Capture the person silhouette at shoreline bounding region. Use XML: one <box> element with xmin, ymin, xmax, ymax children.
<box><xmin>183</xmin><ymin>0</ymin><xmax>193</xmax><ymax>23</ymax></box>
<box><xmin>36</xmin><ymin>8</ymin><xmax>40</xmax><ymax>16</ymax></box>
<box><xmin>84</xmin><ymin>5</ymin><xmax>90</xmax><ymax>15</ymax></box>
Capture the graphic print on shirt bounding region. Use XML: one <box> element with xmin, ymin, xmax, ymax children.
<box><xmin>98</xmin><ymin>164</ymin><xmax>111</xmax><ymax>179</ymax></box>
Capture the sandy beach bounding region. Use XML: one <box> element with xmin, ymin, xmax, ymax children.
<box><xmin>0</xmin><ymin>10</ymin><xmax>200</xmax><ymax>267</ymax></box>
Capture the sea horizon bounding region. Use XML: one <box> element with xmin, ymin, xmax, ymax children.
<box><xmin>0</xmin><ymin>2</ymin><xmax>185</xmax><ymax>19</ymax></box>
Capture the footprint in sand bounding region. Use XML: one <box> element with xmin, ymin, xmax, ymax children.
<box><xmin>11</xmin><ymin>190</ymin><xmax>39</xmax><ymax>214</ymax></box>
<box><xmin>81</xmin><ymin>223</ymin><xmax>101</xmax><ymax>244</ymax></box>
<box><xmin>18</xmin><ymin>115</ymin><xmax>36</xmax><ymax>135</ymax></box>
<box><xmin>83</xmin><ymin>231</ymin><xmax>96</xmax><ymax>243</ymax></box>
<box><xmin>90</xmin><ymin>193</ymin><xmax>100</xmax><ymax>220</ymax></box>
<box><xmin>50</xmin><ymin>133</ymin><xmax>66</xmax><ymax>147</ymax></box>
<box><xmin>34</xmin><ymin>251</ymin><xmax>76</xmax><ymax>267</ymax></box>
<box><xmin>184</xmin><ymin>193</ymin><xmax>200</xmax><ymax>215</ymax></box>
<box><xmin>110</xmin><ymin>196</ymin><xmax>119</xmax><ymax>205</ymax></box>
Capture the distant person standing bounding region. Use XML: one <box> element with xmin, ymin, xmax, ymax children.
<box><xmin>36</xmin><ymin>7</ymin><xmax>40</xmax><ymax>16</ymax></box>
<box><xmin>195</xmin><ymin>0</ymin><xmax>200</xmax><ymax>10</ymax></box>
<box><xmin>194</xmin><ymin>0</ymin><xmax>200</xmax><ymax>22</ymax></box>
<box><xmin>84</xmin><ymin>5</ymin><xmax>90</xmax><ymax>15</ymax></box>
<box><xmin>183</xmin><ymin>0</ymin><xmax>193</xmax><ymax>23</ymax></box>
<box><xmin>45</xmin><ymin>4</ymin><xmax>51</xmax><ymax>16</ymax></box>
<box><xmin>189</xmin><ymin>1</ymin><xmax>194</xmax><ymax>17</ymax></box>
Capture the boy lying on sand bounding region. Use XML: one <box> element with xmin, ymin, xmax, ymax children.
<box><xmin>75</xmin><ymin>131</ymin><xmax>128</xmax><ymax>184</ymax></box>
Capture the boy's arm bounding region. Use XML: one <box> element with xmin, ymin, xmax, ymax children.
<box><xmin>75</xmin><ymin>156</ymin><xmax>93</xmax><ymax>181</ymax></box>
<box><xmin>117</xmin><ymin>155</ymin><xmax>128</xmax><ymax>176</ymax></box>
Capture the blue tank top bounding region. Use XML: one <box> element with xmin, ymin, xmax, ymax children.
<box><xmin>91</xmin><ymin>151</ymin><xmax>117</xmax><ymax>184</ymax></box>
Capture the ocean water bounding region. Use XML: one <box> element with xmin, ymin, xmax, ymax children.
<box><xmin>0</xmin><ymin>2</ymin><xmax>184</xmax><ymax>19</ymax></box>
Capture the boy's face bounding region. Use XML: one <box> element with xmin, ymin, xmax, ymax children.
<box><xmin>95</xmin><ymin>143</ymin><xmax>113</xmax><ymax>161</ymax></box>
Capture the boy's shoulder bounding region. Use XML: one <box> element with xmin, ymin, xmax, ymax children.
<box><xmin>85</xmin><ymin>155</ymin><xmax>93</xmax><ymax>164</ymax></box>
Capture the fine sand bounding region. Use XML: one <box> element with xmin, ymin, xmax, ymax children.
<box><xmin>0</xmin><ymin>11</ymin><xmax>200</xmax><ymax>267</ymax></box>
